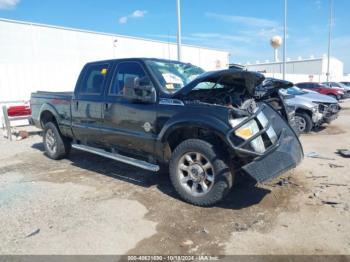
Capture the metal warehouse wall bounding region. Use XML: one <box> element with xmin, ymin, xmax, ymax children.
<box><xmin>0</xmin><ymin>19</ymin><xmax>229</xmax><ymax>102</ymax></box>
<box><xmin>246</xmin><ymin>59</ymin><xmax>323</xmax><ymax>75</ymax></box>
<box><xmin>245</xmin><ymin>57</ymin><xmax>344</xmax><ymax>82</ymax></box>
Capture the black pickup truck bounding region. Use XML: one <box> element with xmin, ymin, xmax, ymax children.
<box><xmin>31</xmin><ymin>58</ymin><xmax>303</xmax><ymax>206</ymax></box>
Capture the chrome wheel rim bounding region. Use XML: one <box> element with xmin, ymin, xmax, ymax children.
<box><xmin>45</xmin><ymin>128</ymin><xmax>57</xmax><ymax>154</ymax></box>
<box><xmin>295</xmin><ymin>116</ymin><xmax>307</xmax><ymax>132</ymax></box>
<box><xmin>177</xmin><ymin>152</ymin><xmax>214</xmax><ymax>197</ymax></box>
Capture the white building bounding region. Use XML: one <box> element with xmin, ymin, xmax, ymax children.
<box><xmin>0</xmin><ymin>18</ymin><xmax>229</xmax><ymax>103</ymax></box>
<box><xmin>245</xmin><ymin>56</ymin><xmax>345</xmax><ymax>84</ymax></box>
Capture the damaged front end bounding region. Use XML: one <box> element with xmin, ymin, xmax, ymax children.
<box><xmin>318</xmin><ymin>103</ymin><xmax>340</xmax><ymax>124</ymax></box>
<box><xmin>227</xmin><ymin>104</ymin><xmax>304</xmax><ymax>182</ymax></box>
<box><xmin>174</xmin><ymin>69</ymin><xmax>303</xmax><ymax>183</ymax></box>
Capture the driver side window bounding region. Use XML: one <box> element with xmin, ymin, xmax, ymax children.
<box><xmin>109</xmin><ymin>62</ymin><xmax>148</xmax><ymax>96</ymax></box>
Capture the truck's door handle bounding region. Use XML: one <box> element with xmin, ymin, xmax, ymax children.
<box><xmin>75</xmin><ymin>101</ymin><xmax>79</xmax><ymax>109</ymax></box>
<box><xmin>105</xmin><ymin>103</ymin><xmax>109</xmax><ymax>110</ymax></box>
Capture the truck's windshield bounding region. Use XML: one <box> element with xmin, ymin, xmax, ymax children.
<box><xmin>146</xmin><ymin>60</ymin><xmax>205</xmax><ymax>93</ymax></box>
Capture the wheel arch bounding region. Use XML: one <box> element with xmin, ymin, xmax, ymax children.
<box><xmin>39</xmin><ymin>104</ymin><xmax>60</xmax><ymax>128</ymax></box>
<box><xmin>295</xmin><ymin>107</ymin><xmax>312</xmax><ymax>118</ymax></box>
<box><xmin>159</xmin><ymin>120</ymin><xmax>233</xmax><ymax>162</ymax></box>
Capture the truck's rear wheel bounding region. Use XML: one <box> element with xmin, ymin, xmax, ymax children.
<box><xmin>169</xmin><ymin>139</ymin><xmax>234</xmax><ymax>206</ymax></box>
<box><xmin>43</xmin><ymin>122</ymin><xmax>71</xmax><ymax>160</ymax></box>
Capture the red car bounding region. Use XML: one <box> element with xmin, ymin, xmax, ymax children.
<box><xmin>295</xmin><ymin>82</ymin><xmax>344</xmax><ymax>100</ymax></box>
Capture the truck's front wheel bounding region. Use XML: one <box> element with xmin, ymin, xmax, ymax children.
<box><xmin>169</xmin><ymin>139</ymin><xmax>234</xmax><ymax>206</ymax></box>
<box><xmin>43</xmin><ymin>122</ymin><xmax>71</xmax><ymax>160</ymax></box>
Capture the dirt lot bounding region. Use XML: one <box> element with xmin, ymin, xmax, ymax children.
<box><xmin>0</xmin><ymin>101</ymin><xmax>350</xmax><ymax>255</ymax></box>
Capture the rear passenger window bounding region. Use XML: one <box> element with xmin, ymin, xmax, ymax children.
<box><xmin>109</xmin><ymin>62</ymin><xmax>147</xmax><ymax>96</ymax></box>
<box><xmin>80</xmin><ymin>64</ymin><xmax>109</xmax><ymax>95</ymax></box>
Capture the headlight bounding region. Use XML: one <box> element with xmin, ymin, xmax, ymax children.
<box><xmin>311</xmin><ymin>104</ymin><xmax>319</xmax><ymax>113</ymax></box>
<box><xmin>337</xmin><ymin>91</ymin><xmax>344</xmax><ymax>95</ymax></box>
<box><xmin>286</xmin><ymin>105</ymin><xmax>296</xmax><ymax>118</ymax></box>
<box><xmin>229</xmin><ymin>117</ymin><xmax>266</xmax><ymax>153</ymax></box>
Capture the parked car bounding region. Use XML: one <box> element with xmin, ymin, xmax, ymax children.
<box><xmin>280</xmin><ymin>86</ymin><xmax>340</xmax><ymax>133</ymax></box>
<box><xmin>30</xmin><ymin>58</ymin><xmax>303</xmax><ymax>206</ymax></box>
<box><xmin>295</xmin><ymin>82</ymin><xmax>344</xmax><ymax>100</ymax></box>
<box><xmin>322</xmin><ymin>82</ymin><xmax>350</xmax><ymax>98</ymax></box>
<box><xmin>254</xmin><ymin>78</ymin><xmax>298</xmax><ymax>134</ymax></box>
<box><xmin>340</xmin><ymin>82</ymin><xmax>350</xmax><ymax>87</ymax></box>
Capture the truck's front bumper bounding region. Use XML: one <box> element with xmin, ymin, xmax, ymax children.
<box><xmin>226</xmin><ymin>103</ymin><xmax>304</xmax><ymax>183</ymax></box>
<box><xmin>242</xmin><ymin>128</ymin><xmax>303</xmax><ymax>182</ymax></box>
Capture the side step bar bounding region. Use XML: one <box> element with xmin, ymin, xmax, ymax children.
<box><xmin>72</xmin><ymin>144</ymin><xmax>160</xmax><ymax>172</ymax></box>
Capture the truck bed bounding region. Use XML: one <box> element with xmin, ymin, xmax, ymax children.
<box><xmin>30</xmin><ymin>91</ymin><xmax>73</xmax><ymax>134</ymax></box>
<box><xmin>31</xmin><ymin>91</ymin><xmax>73</xmax><ymax>100</ymax></box>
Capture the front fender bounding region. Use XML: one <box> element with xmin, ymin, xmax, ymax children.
<box><xmin>158</xmin><ymin>113</ymin><xmax>230</xmax><ymax>143</ymax></box>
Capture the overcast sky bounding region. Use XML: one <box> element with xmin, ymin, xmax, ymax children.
<box><xmin>0</xmin><ymin>0</ymin><xmax>349</xmax><ymax>72</ymax></box>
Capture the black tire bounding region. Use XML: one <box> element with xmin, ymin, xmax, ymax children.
<box><xmin>295</xmin><ymin>112</ymin><xmax>313</xmax><ymax>134</ymax></box>
<box><xmin>43</xmin><ymin>122</ymin><xmax>71</xmax><ymax>160</ymax></box>
<box><xmin>169</xmin><ymin>139</ymin><xmax>234</xmax><ymax>207</ymax></box>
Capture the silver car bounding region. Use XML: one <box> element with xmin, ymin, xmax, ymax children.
<box><xmin>281</xmin><ymin>86</ymin><xmax>340</xmax><ymax>133</ymax></box>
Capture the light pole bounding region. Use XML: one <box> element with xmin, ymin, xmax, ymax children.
<box><xmin>327</xmin><ymin>0</ymin><xmax>334</xmax><ymax>82</ymax></box>
<box><xmin>176</xmin><ymin>0</ymin><xmax>182</xmax><ymax>61</ymax></box>
<box><xmin>283</xmin><ymin>0</ymin><xmax>287</xmax><ymax>80</ymax></box>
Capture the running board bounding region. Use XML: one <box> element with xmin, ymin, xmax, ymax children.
<box><xmin>72</xmin><ymin>144</ymin><xmax>160</xmax><ymax>172</ymax></box>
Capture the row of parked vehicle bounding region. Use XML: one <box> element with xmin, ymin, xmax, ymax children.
<box><xmin>281</xmin><ymin>81</ymin><xmax>348</xmax><ymax>134</ymax></box>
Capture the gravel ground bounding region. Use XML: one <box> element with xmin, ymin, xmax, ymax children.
<box><xmin>0</xmin><ymin>101</ymin><xmax>350</xmax><ymax>255</ymax></box>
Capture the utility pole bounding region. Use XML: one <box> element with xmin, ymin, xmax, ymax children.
<box><xmin>283</xmin><ymin>0</ymin><xmax>287</xmax><ymax>80</ymax></box>
<box><xmin>176</xmin><ymin>0</ymin><xmax>182</xmax><ymax>61</ymax></box>
<box><xmin>327</xmin><ymin>0</ymin><xmax>334</xmax><ymax>82</ymax></box>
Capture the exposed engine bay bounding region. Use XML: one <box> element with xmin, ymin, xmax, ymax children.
<box><xmin>175</xmin><ymin>69</ymin><xmax>294</xmax><ymax>125</ymax></box>
<box><xmin>183</xmin><ymin>81</ymin><xmax>290</xmax><ymax>117</ymax></box>
<box><xmin>184</xmin><ymin>85</ymin><xmax>257</xmax><ymax>112</ymax></box>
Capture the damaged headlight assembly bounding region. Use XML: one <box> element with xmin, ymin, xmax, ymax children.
<box><xmin>311</xmin><ymin>104</ymin><xmax>319</xmax><ymax>113</ymax></box>
<box><xmin>228</xmin><ymin>109</ymin><xmax>279</xmax><ymax>154</ymax></box>
<box><xmin>229</xmin><ymin>117</ymin><xmax>266</xmax><ymax>153</ymax></box>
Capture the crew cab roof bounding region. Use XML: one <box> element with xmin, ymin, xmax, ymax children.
<box><xmin>83</xmin><ymin>57</ymin><xmax>184</xmax><ymax>65</ymax></box>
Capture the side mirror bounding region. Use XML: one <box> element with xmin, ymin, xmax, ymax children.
<box><xmin>123</xmin><ymin>76</ymin><xmax>156</xmax><ymax>103</ymax></box>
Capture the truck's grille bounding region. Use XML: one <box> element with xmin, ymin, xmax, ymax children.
<box><xmin>226</xmin><ymin>103</ymin><xmax>288</xmax><ymax>157</ymax></box>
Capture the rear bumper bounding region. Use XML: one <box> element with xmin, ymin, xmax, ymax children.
<box><xmin>226</xmin><ymin>103</ymin><xmax>303</xmax><ymax>182</ymax></box>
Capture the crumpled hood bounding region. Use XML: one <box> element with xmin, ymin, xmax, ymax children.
<box><xmin>284</xmin><ymin>95</ymin><xmax>318</xmax><ymax>108</ymax></box>
<box><xmin>173</xmin><ymin>69</ymin><xmax>267</xmax><ymax>97</ymax></box>
<box><xmin>299</xmin><ymin>92</ymin><xmax>338</xmax><ymax>103</ymax></box>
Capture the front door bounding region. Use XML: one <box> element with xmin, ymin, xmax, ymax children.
<box><xmin>71</xmin><ymin>62</ymin><xmax>111</xmax><ymax>145</ymax></box>
<box><xmin>101</xmin><ymin>61</ymin><xmax>158</xmax><ymax>158</ymax></box>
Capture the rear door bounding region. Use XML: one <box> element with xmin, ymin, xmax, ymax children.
<box><xmin>100</xmin><ymin>61</ymin><xmax>158</xmax><ymax>158</ymax></box>
<box><xmin>71</xmin><ymin>62</ymin><xmax>112</xmax><ymax>145</ymax></box>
